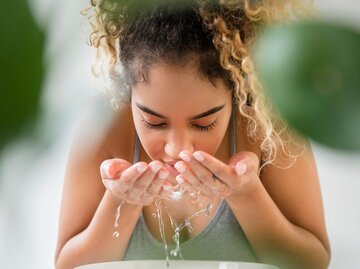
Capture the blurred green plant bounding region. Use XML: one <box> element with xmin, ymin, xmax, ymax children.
<box><xmin>254</xmin><ymin>21</ymin><xmax>360</xmax><ymax>150</ymax></box>
<box><xmin>0</xmin><ymin>0</ymin><xmax>45</xmax><ymax>150</ymax></box>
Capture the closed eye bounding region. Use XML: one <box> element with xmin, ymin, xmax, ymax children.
<box><xmin>141</xmin><ymin>118</ymin><xmax>217</xmax><ymax>132</ymax></box>
<box><xmin>194</xmin><ymin>121</ymin><xmax>217</xmax><ymax>131</ymax></box>
<box><xmin>141</xmin><ymin>119</ymin><xmax>166</xmax><ymax>129</ymax></box>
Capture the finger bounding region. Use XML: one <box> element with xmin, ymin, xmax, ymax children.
<box><xmin>127</xmin><ymin>161</ymin><xmax>162</xmax><ymax>202</ymax></box>
<box><xmin>142</xmin><ymin>168</ymin><xmax>169</xmax><ymax>199</ymax></box>
<box><xmin>174</xmin><ymin>161</ymin><xmax>213</xmax><ymax>196</ymax></box>
<box><xmin>158</xmin><ymin>181</ymin><xmax>174</xmax><ymax>200</ymax></box>
<box><xmin>179</xmin><ymin>151</ymin><xmax>230</xmax><ymax>197</ymax></box>
<box><xmin>111</xmin><ymin>162</ymin><xmax>148</xmax><ymax>196</ymax></box>
<box><xmin>174</xmin><ymin>174</ymin><xmax>205</xmax><ymax>198</ymax></box>
<box><xmin>210</xmin><ymin>182</ymin><xmax>232</xmax><ymax>198</ymax></box>
<box><xmin>100</xmin><ymin>158</ymin><xmax>131</xmax><ymax>179</ymax></box>
<box><xmin>132</xmin><ymin>161</ymin><xmax>162</xmax><ymax>192</ymax></box>
<box><xmin>228</xmin><ymin>151</ymin><xmax>260</xmax><ymax>175</ymax></box>
<box><xmin>192</xmin><ymin>151</ymin><xmax>237</xmax><ymax>186</ymax></box>
<box><xmin>179</xmin><ymin>151</ymin><xmax>218</xmax><ymax>188</ymax></box>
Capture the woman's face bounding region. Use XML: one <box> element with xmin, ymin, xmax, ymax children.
<box><xmin>131</xmin><ymin>63</ymin><xmax>232</xmax><ymax>176</ymax></box>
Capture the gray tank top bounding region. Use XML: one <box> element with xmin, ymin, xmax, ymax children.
<box><xmin>124</xmin><ymin>108</ymin><xmax>257</xmax><ymax>262</ymax></box>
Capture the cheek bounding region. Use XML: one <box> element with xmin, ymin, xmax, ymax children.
<box><xmin>131</xmin><ymin>103</ymin><xmax>164</xmax><ymax>159</ymax></box>
<box><xmin>196</xmin><ymin>132</ymin><xmax>224</xmax><ymax>155</ymax></box>
<box><xmin>194</xmin><ymin>120</ymin><xmax>230</xmax><ymax>155</ymax></box>
<box><xmin>135</xmin><ymin>123</ymin><xmax>164</xmax><ymax>159</ymax></box>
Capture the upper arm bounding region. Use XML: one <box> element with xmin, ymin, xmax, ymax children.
<box><xmin>55</xmin><ymin>96</ymin><xmax>134</xmax><ymax>258</ymax></box>
<box><xmin>260</xmin><ymin>143</ymin><xmax>331</xmax><ymax>254</ymax></box>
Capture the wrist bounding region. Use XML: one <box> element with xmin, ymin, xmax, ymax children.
<box><xmin>226</xmin><ymin>174</ymin><xmax>263</xmax><ymax>205</ymax></box>
<box><xmin>104</xmin><ymin>190</ymin><xmax>143</xmax><ymax>213</ymax></box>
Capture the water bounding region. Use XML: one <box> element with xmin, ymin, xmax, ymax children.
<box><xmin>112</xmin><ymin>200</ymin><xmax>125</xmax><ymax>238</ymax></box>
<box><xmin>154</xmin><ymin>199</ymin><xmax>170</xmax><ymax>268</ymax></box>
<box><xmin>158</xmin><ymin>186</ymin><xmax>215</xmax><ymax>261</ymax></box>
<box><xmin>112</xmin><ymin>186</ymin><xmax>215</xmax><ymax>267</ymax></box>
<box><xmin>166</xmin><ymin>201</ymin><xmax>214</xmax><ymax>258</ymax></box>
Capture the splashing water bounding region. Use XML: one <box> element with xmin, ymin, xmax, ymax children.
<box><xmin>160</xmin><ymin>185</ymin><xmax>215</xmax><ymax>260</ymax></box>
<box><xmin>111</xmin><ymin>185</ymin><xmax>215</xmax><ymax>267</ymax></box>
<box><xmin>165</xmin><ymin>200</ymin><xmax>214</xmax><ymax>258</ymax></box>
<box><xmin>154</xmin><ymin>199</ymin><xmax>170</xmax><ymax>268</ymax></box>
<box><xmin>112</xmin><ymin>200</ymin><xmax>125</xmax><ymax>238</ymax></box>
<box><xmin>168</xmin><ymin>185</ymin><xmax>185</xmax><ymax>201</ymax></box>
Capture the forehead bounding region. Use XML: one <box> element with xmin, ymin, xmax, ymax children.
<box><xmin>131</xmin><ymin>64</ymin><xmax>231</xmax><ymax>109</ymax></box>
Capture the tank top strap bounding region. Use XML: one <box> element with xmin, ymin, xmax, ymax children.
<box><xmin>230</xmin><ymin>105</ymin><xmax>237</xmax><ymax>156</ymax></box>
<box><xmin>133</xmin><ymin>133</ymin><xmax>140</xmax><ymax>163</ymax></box>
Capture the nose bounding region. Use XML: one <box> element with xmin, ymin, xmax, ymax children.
<box><xmin>164</xmin><ymin>129</ymin><xmax>194</xmax><ymax>159</ymax></box>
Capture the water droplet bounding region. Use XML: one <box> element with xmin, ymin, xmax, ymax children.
<box><xmin>186</xmin><ymin>222</ymin><xmax>193</xmax><ymax>233</ymax></box>
<box><xmin>112</xmin><ymin>201</ymin><xmax>124</xmax><ymax>239</ymax></box>
<box><xmin>205</xmin><ymin>202</ymin><xmax>214</xmax><ymax>216</ymax></box>
<box><xmin>170</xmin><ymin>249</ymin><xmax>178</xmax><ymax>257</ymax></box>
<box><xmin>113</xmin><ymin>231</ymin><xmax>120</xmax><ymax>238</ymax></box>
<box><xmin>169</xmin><ymin>190</ymin><xmax>183</xmax><ymax>201</ymax></box>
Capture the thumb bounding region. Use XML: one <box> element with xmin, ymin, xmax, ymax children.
<box><xmin>228</xmin><ymin>151</ymin><xmax>248</xmax><ymax>167</ymax></box>
<box><xmin>100</xmin><ymin>158</ymin><xmax>131</xmax><ymax>179</ymax></box>
<box><xmin>228</xmin><ymin>151</ymin><xmax>260</xmax><ymax>176</ymax></box>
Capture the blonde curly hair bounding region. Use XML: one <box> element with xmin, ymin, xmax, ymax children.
<box><xmin>83</xmin><ymin>0</ymin><xmax>314</xmax><ymax>168</ymax></box>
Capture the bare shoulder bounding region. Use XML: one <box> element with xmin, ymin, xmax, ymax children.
<box><xmin>234</xmin><ymin>110</ymin><xmax>330</xmax><ymax>252</ymax></box>
<box><xmin>260</xmin><ymin>141</ymin><xmax>330</xmax><ymax>253</ymax></box>
<box><xmin>55</xmin><ymin>94</ymin><xmax>135</xmax><ymax>256</ymax></box>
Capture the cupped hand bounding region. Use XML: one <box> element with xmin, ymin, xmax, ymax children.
<box><xmin>100</xmin><ymin>159</ymin><xmax>173</xmax><ymax>205</ymax></box>
<box><xmin>174</xmin><ymin>150</ymin><xmax>260</xmax><ymax>199</ymax></box>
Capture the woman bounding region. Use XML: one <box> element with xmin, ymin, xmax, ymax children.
<box><xmin>55</xmin><ymin>1</ymin><xmax>331</xmax><ymax>268</ymax></box>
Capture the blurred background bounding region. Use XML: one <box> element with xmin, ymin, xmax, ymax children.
<box><xmin>0</xmin><ymin>0</ymin><xmax>359</xmax><ymax>268</ymax></box>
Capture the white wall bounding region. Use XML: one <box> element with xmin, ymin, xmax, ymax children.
<box><xmin>0</xmin><ymin>1</ymin><xmax>359</xmax><ymax>268</ymax></box>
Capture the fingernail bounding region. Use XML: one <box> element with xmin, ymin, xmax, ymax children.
<box><xmin>159</xmin><ymin>170</ymin><xmax>169</xmax><ymax>179</ymax></box>
<box><xmin>179</xmin><ymin>151</ymin><xmax>191</xmax><ymax>162</ymax></box>
<box><xmin>136</xmin><ymin>163</ymin><xmax>147</xmax><ymax>173</ymax></box>
<box><xmin>150</xmin><ymin>162</ymin><xmax>161</xmax><ymax>173</ymax></box>
<box><xmin>193</xmin><ymin>151</ymin><xmax>204</xmax><ymax>162</ymax></box>
<box><xmin>101</xmin><ymin>161</ymin><xmax>111</xmax><ymax>178</ymax></box>
<box><xmin>176</xmin><ymin>175</ymin><xmax>185</xmax><ymax>184</ymax></box>
<box><xmin>236</xmin><ymin>163</ymin><xmax>247</xmax><ymax>175</ymax></box>
<box><xmin>174</xmin><ymin>162</ymin><xmax>186</xmax><ymax>173</ymax></box>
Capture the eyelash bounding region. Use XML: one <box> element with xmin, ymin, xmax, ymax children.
<box><xmin>141</xmin><ymin>118</ymin><xmax>217</xmax><ymax>132</ymax></box>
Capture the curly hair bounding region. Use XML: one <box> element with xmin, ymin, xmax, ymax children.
<box><xmin>83</xmin><ymin>0</ymin><xmax>314</xmax><ymax>168</ymax></box>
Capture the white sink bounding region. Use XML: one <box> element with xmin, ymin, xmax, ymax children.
<box><xmin>75</xmin><ymin>260</ymin><xmax>279</xmax><ymax>269</ymax></box>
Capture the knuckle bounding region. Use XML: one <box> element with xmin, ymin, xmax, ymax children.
<box><xmin>153</xmin><ymin>176</ymin><xmax>164</xmax><ymax>185</ymax></box>
<box><xmin>197</xmin><ymin>171</ymin><xmax>208</xmax><ymax>181</ymax></box>
<box><xmin>145</xmin><ymin>189</ymin><xmax>156</xmax><ymax>197</ymax></box>
<box><xmin>193</xmin><ymin>181</ymin><xmax>203</xmax><ymax>189</ymax></box>
<box><xmin>202</xmin><ymin>174</ymin><xmax>213</xmax><ymax>184</ymax></box>
<box><xmin>212</xmin><ymin>166</ymin><xmax>222</xmax><ymax>175</ymax></box>
<box><xmin>135</xmin><ymin>181</ymin><xmax>148</xmax><ymax>190</ymax></box>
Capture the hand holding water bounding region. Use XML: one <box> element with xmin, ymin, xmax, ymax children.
<box><xmin>100</xmin><ymin>159</ymin><xmax>173</xmax><ymax>205</ymax></box>
<box><xmin>174</xmin><ymin>150</ymin><xmax>260</xmax><ymax>199</ymax></box>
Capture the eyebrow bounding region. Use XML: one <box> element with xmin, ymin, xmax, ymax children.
<box><xmin>136</xmin><ymin>103</ymin><xmax>225</xmax><ymax>120</ymax></box>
